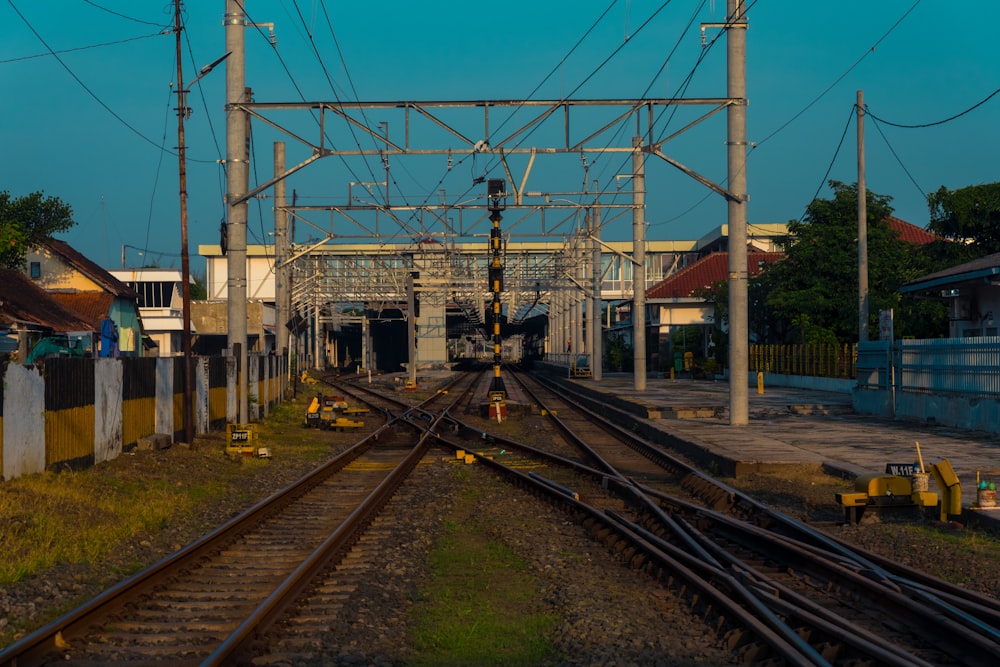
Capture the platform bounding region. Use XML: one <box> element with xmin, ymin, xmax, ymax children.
<box><xmin>555</xmin><ymin>372</ymin><xmax>1000</xmax><ymax>529</ymax></box>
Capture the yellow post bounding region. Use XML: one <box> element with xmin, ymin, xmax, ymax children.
<box><xmin>757</xmin><ymin>371</ymin><xmax>764</xmax><ymax>394</ymax></box>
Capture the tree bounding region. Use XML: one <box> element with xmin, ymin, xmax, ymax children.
<box><xmin>761</xmin><ymin>181</ymin><xmax>928</xmax><ymax>343</ymax></box>
<box><xmin>0</xmin><ymin>191</ymin><xmax>76</xmax><ymax>269</ymax></box>
<box><xmin>928</xmin><ymin>182</ymin><xmax>1000</xmax><ymax>257</ymax></box>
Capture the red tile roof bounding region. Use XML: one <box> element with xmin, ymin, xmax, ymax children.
<box><xmin>886</xmin><ymin>216</ymin><xmax>939</xmax><ymax>245</ymax></box>
<box><xmin>646</xmin><ymin>251</ymin><xmax>784</xmax><ymax>300</ymax></box>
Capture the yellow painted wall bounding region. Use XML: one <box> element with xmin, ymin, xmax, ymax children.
<box><xmin>25</xmin><ymin>248</ymin><xmax>103</xmax><ymax>292</ymax></box>
<box><xmin>45</xmin><ymin>406</ymin><xmax>95</xmax><ymax>467</ymax></box>
<box><xmin>122</xmin><ymin>397</ymin><xmax>156</xmax><ymax>448</ymax></box>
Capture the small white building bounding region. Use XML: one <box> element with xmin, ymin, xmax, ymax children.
<box><xmin>110</xmin><ymin>268</ymin><xmax>194</xmax><ymax>356</ymax></box>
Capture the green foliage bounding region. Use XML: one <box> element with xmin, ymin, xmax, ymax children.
<box><xmin>0</xmin><ymin>191</ymin><xmax>76</xmax><ymax>269</ymax></box>
<box><xmin>190</xmin><ymin>275</ymin><xmax>208</xmax><ymax>300</ymax></box>
<box><xmin>760</xmin><ymin>181</ymin><xmax>936</xmax><ymax>343</ymax></box>
<box><xmin>928</xmin><ymin>182</ymin><xmax>1000</xmax><ymax>255</ymax></box>
<box><xmin>603</xmin><ymin>332</ymin><xmax>632</xmax><ymax>372</ymax></box>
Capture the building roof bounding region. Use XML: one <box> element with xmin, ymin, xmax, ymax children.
<box><xmin>886</xmin><ymin>216</ymin><xmax>939</xmax><ymax>245</ymax></box>
<box><xmin>40</xmin><ymin>238</ymin><xmax>138</xmax><ymax>298</ymax></box>
<box><xmin>0</xmin><ymin>269</ymin><xmax>95</xmax><ymax>332</ymax></box>
<box><xmin>49</xmin><ymin>292</ymin><xmax>116</xmax><ymax>330</ymax></box>
<box><xmin>646</xmin><ymin>251</ymin><xmax>784</xmax><ymax>300</ymax></box>
<box><xmin>900</xmin><ymin>252</ymin><xmax>1000</xmax><ymax>294</ymax></box>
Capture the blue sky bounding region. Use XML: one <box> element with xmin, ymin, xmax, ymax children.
<box><xmin>2</xmin><ymin>1</ymin><xmax>997</xmax><ymax>272</ymax></box>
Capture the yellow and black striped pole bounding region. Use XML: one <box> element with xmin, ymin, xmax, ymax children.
<box><xmin>486</xmin><ymin>179</ymin><xmax>507</xmax><ymax>407</ymax></box>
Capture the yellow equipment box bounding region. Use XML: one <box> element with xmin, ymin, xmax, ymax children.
<box><xmin>329</xmin><ymin>417</ymin><xmax>364</xmax><ymax>431</ymax></box>
<box><xmin>226</xmin><ymin>423</ymin><xmax>258</xmax><ymax>457</ymax></box>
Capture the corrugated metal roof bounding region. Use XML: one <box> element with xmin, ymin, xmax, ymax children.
<box><xmin>900</xmin><ymin>252</ymin><xmax>1000</xmax><ymax>293</ymax></box>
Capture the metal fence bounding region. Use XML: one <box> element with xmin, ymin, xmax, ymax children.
<box><xmin>749</xmin><ymin>343</ymin><xmax>856</xmax><ymax>379</ymax></box>
<box><xmin>857</xmin><ymin>337</ymin><xmax>1000</xmax><ymax>397</ymax></box>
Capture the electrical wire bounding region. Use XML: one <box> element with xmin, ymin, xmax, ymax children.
<box><xmin>234</xmin><ymin>0</ymin><xmax>395</xmax><ymax>239</ymax></box>
<box><xmin>795</xmin><ymin>104</ymin><xmax>856</xmax><ymax>224</ymax></box>
<box><xmin>141</xmin><ymin>83</ymin><xmax>177</xmax><ymax>263</ymax></box>
<box><xmin>864</xmin><ymin>88</ymin><xmax>1000</xmax><ymax>129</ymax></box>
<box><xmin>180</xmin><ymin>20</ymin><xmax>227</xmax><ymax>220</ymax></box>
<box><xmin>867</xmin><ymin>113</ymin><xmax>927</xmax><ymax>201</ymax></box>
<box><xmin>488</xmin><ymin>0</ymin><xmax>620</xmax><ymax>143</ymax></box>
<box><xmin>0</xmin><ymin>31</ymin><xmax>167</xmax><ymax>64</ymax></box>
<box><xmin>83</xmin><ymin>0</ymin><xmax>171</xmax><ymax>27</ymax></box>
<box><xmin>754</xmin><ymin>0</ymin><xmax>924</xmax><ymax>148</ymax></box>
<box><xmin>7</xmin><ymin>0</ymin><xmax>174</xmax><ymax>153</ymax></box>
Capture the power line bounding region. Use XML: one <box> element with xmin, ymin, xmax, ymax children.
<box><xmin>864</xmin><ymin>87</ymin><xmax>1000</xmax><ymax>129</ymax></box>
<box><xmin>795</xmin><ymin>104</ymin><xmax>856</xmax><ymax>224</ymax></box>
<box><xmin>8</xmin><ymin>0</ymin><xmax>173</xmax><ymax>153</ymax></box>
<box><xmin>867</xmin><ymin>114</ymin><xmax>926</xmax><ymax>201</ymax></box>
<box><xmin>0</xmin><ymin>31</ymin><xmax>167</xmax><ymax>64</ymax></box>
<box><xmin>82</xmin><ymin>0</ymin><xmax>172</xmax><ymax>28</ymax></box>
<box><xmin>755</xmin><ymin>0</ymin><xmax>924</xmax><ymax>148</ymax></box>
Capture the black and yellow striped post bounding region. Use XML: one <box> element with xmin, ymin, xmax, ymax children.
<box><xmin>486</xmin><ymin>179</ymin><xmax>507</xmax><ymax>418</ymax></box>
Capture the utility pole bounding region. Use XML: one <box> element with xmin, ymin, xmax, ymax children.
<box><xmin>590</xmin><ymin>206</ymin><xmax>603</xmax><ymax>381</ymax></box>
<box><xmin>274</xmin><ymin>142</ymin><xmax>289</xmax><ymax>364</ymax></box>
<box><xmin>173</xmin><ymin>3</ymin><xmax>227</xmax><ymax>441</ymax></box>
<box><xmin>173</xmin><ymin>0</ymin><xmax>194</xmax><ymax>444</ymax></box>
<box><xmin>225</xmin><ymin>0</ymin><xmax>249</xmax><ymax>423</ymax></box>
<box><xmin>857</xmin><ymin>90</ymin><xmax>869</xmax><ymax>343</ymax></box>
<box><xmin>726</xmin><ymin>0</ymin><xmax>749</xmax><ymax>426</ymax></box>
<box><xmin>632</xmin><ymin>135</ymin><xmax>647</xmax><ymax>391</ymax></box>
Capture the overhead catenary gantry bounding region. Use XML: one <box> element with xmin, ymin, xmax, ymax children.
<box><xmin>225</xmin><ymin>0</ymin><xmax>747</xmax><ymax>424</ymax></box>
<box><xmin>231</xmin><ymin>96</ymin><xmax>742</xmax><ymax>360</ymax></box>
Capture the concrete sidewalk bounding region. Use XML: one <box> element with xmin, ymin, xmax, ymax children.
<box><xmin>563</xmin><ymin>373</ymin><xmax>1000</xmax><ymax>524</ymax></box>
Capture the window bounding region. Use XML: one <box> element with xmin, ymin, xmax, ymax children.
<box><xmin>29</xmin><ymin>262</ymin><xmax>41</xmax><ymax>279</ymax></box>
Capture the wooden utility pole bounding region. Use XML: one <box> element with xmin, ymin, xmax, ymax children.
<box><xmin>857</xmin><ymin>90</ymin><xmax>870</xmax><ymax>342</ymax></box>
<box><xmin>173</xmin><ymin>0</ymin><xmax>194</xmax><ymax>444</ymax></box>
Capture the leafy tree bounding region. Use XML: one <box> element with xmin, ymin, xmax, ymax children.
<box><xmin>761</xmin><ymin>181</ymin><xmax>929</xmax><ymax>343</ymax></box>
<box><xmin>190</xmin><ymin>274</ymin><xmax>208</xmax><ymax>300</ymax></box>
<box><xmin>928</xmin><ymin>182</ymin><xmax>1000</xmax><ymax>257</ymax></box>
<box><xmin>0</xmin><ymin>191</ymin><xmax>76</xmax><ymax>269</ymax></box>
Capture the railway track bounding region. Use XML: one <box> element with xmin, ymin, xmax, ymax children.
<box><xmin>0</xmin><ymin>372</ymin><xmax>480</xmax><ymax>667</ymax></box>
<box><xmin>425</xmin><ymin>368</ymin><xmax>1000</xmax><ymax>666</ymax></box>
<box><xmin>5</xmin><ymin>367</ymin><xmax>998</xmax><ymax>665</ymax></box>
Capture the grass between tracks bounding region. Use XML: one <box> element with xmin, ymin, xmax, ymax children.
<box><xmin>408</xmin><ymin>467</ymin><xmax>559</xmax><ymax>666</ymax></box>
<box><xmin>0</xmin><ymin>394</ymin><xmax>330</xmax><ymax>644</ymax></box>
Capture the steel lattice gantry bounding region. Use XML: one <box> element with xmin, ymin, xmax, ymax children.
<box><xmin>221</xmin><ymin>96</ymin><xmax>744</xmax><ymax>376</ymax></box>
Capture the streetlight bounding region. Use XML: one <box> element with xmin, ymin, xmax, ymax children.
<box><xmin>174</xmin><ymin>0</ymin><xmax>229</xmax><ymax>443</ymax></box>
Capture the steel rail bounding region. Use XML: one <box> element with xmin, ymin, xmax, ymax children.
<box><xmin>430</xmin><ymin>433</ymin><xmax>821</xmax><ymax>666</ymax></box>
<box><xmin>504</xmin><ymin>369</ymin><xmax>1000</xmax><ymax>665</ymax></box>
<box><xmin>204</xmin><ymin>410</ymin><xmax>455</xmax><ymax>666</ymax></box>
<box><xmin>0</xmin><ymin>373</ymin><xmax>478</xmax><ymax>667</ymax></box>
